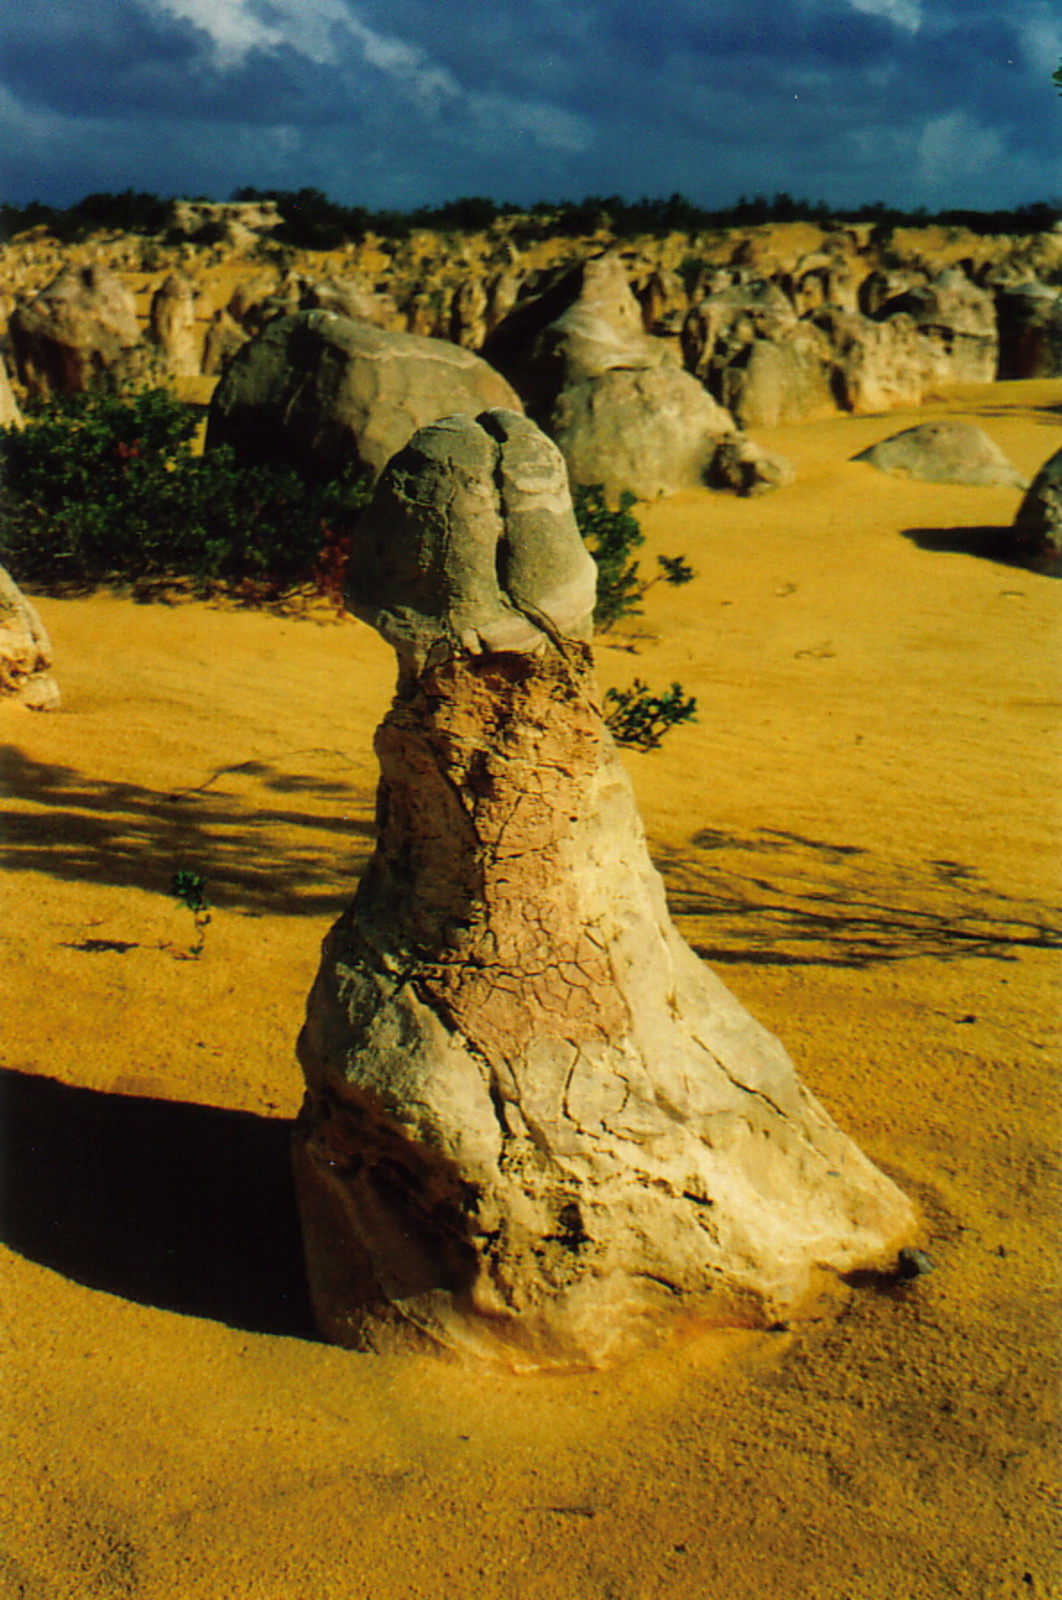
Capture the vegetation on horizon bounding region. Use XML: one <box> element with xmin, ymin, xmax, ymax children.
<box><xmin>2</xmin><ymin>186</ymin><xmax>1059</xmax><ymax>250</ymax></box>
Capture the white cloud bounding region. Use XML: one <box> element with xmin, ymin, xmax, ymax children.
<box><xmin>847</xmin><ymin>0</ymin><xmax>922</xmax><ymax>33</ymax></box>
<box><xmin>150</xmin><ymin>0</ymin><xmax>350</xmax><ymax>66</ymax></box>
<box><xmin>916</xmin><ymin>111</ymin><xmax>1004</xmax><ymax>188</ymax></box>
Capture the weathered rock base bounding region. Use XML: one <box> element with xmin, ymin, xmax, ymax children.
<box><xmin>294</xmin><ymin>643</ymin><xmax>916</xmax><ymax>1369</ymax></box>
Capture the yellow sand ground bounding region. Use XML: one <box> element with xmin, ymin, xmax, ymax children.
<box><xmin>2</xmin><ymin>383</ymin><xmax>1060</xmax><ymax>1599</ymax></box>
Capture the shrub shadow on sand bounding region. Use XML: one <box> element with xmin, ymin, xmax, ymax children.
<box><xmin>901</xmin><ymin>526</ymin><xmax>1060</xmax><ymax>575</ymax></box>
<box><xmin>0</xmin><ymin>1067</ymin><xmax>319</xmax><ymax>1339</ymax></box>
<box><xmin>657</xmin><ymin>827</ymin><xmax>1062</xmax><ymax>969</ymax></box>
<box><xmin>0</xmin><ymin>744</ymin><xmax>376</xmax><ymax>916</ymax></box>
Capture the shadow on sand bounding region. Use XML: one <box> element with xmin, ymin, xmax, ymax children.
<box><xmin>901</xmin><ymin>526</ymin><xmax>1059</xmax><ymax>575</ymax></box>
<box><xmin>0</xmin><ymin>1068</ymin><xmax>319</xmax><ymax>1340</ymax></box>
<box><xmin>0</xmin><ymin>744</ymin><xmax>376</xmax><ymax>916</ymax></box>
<box><xmin>656</xmin><ymin>826</ymin><xmax>1062</xmax><ymax>970</ymax></box>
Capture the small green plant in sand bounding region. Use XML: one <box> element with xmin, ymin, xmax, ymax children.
<box><xmin>604</xmin><ymin>679</ymin><xmax>698</xmax><ymax>750</ymax></box>
<box><xmin>571</xmin><ymin>483</ymin><xmax>695</xmax><ymax>629</ymax></box>
<box><xmin>170</xmin><ymin>870</ymin><xmax>211</xmax><ymax>959</ymax></box>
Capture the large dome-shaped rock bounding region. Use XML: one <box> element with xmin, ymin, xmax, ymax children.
<box><xmin>1011</xmin><ymin>447</ymin><xmax>1062</xmax><ymax>566</ymax></box>
<box><xmin>854</xmin><ymin>421</ymin><xmax>1026</xmax><ymax>487</ymax></box>
<box><xmin>0</xmin><ymin>565</ymin><xmax>60</xmax><ymax>710</ymax></box>
<box><xmin>550</xmin><ymin>366</ymin><xmax>736</xmax><ymax>500</ymax></box>
<box><xmin>292</xmin><ymin>410</ymin><xmax>917</xmax><ymax>1371</ymax></box>
<box><xmin>8</xmin><ymin>264</ymin><xmax>143</xmax><ymax>398</ymax></box>
<box><xmin>206</xmin><ymin>311</ymin><xmax>522</xmax><ymax>482</ymax></box>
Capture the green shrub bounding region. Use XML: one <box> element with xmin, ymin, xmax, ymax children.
<box><xmin>0</xmin><ymin>388</ymin><xmax>371</xmax><ymax>596</ymax></box>
<box><xmin>603</xmin><ymin>679</ymin><xmax>698</xmax><ymax>750</ymax></box>
<box><xmin>571</xmin><ymin>483</ymin><xmax>695</xmax><ymax>628</ymax></box>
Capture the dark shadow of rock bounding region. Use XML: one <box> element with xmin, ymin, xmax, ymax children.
<box><xmin>901</xmin><ymin>526</ymin><xmax>1060</xmax><ymax>575</ymax></box>
<box><xmin>0</xmin><ymin>1067</ymin><xmax>318</xmax><ymax>1340</ymax></box>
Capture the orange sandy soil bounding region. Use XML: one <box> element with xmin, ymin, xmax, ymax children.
<box><xmin>2</xmin><ymin>382</ymin><xmax>1060</xmax><ymax>1600</ymax></box>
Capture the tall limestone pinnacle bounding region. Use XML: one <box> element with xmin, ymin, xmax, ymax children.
<box><xmin>293</xmin><ymin>409</ymin><xmax>917</xmax><ymax>1369</ymax></box>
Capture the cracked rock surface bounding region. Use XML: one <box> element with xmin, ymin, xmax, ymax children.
<box><xmin>294</xmin><ymin>412</ymin><xmax>916</xmax><ymax>1369</ymax></box>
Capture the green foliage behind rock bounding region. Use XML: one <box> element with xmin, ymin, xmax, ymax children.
<box><xmin>0</xmin><ymin>388</ymin><xmax>371</xmax><ymax>596</ymax></box>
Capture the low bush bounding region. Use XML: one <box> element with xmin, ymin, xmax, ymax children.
<box><xmin>0</xmin><ymin>388</ymin><xmax>371</xmax><ymax>597</ymax></box>
<box><xmin>571</xmin><ymin>483</ymin><xmax>695</xmax><ymax>627</ymax></box>
<box><xmin>603</xmin><ymin>679</ymin><xmax>698</xmax><ymax>749</ymax></box>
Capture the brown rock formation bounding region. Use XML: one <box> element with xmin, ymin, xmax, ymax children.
<box><xmin>293</xmin><ymin>410</ymin><xmax>917</xmax><ymax>1370</ymax></box>
<box><xmin>149</xmin><ymin>272</ymin><xmax>199</xmax><ymax>377</ymax></box>
<box><xmin>8</xmin><ymin>263</ymin><xmax>142</xmax><ymax>397</ymax></box>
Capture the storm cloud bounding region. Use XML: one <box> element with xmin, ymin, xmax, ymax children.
<box><xmin>1</xmin><ymin>0</ymin><xmax>1058</xmax><ymax>210</ymax></box>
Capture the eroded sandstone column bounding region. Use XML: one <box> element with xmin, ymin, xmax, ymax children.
<box><xmin>293</xmin><ymin>408</ymin><xmax>916</xmax><ymax>1369</ymax></box>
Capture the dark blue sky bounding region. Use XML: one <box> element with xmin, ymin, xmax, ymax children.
<box><xmin>1</xmin><ymin>0</ymin><xmax>1059</xmax><ymax>212</ymax></box>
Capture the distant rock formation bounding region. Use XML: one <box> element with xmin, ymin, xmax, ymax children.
<box><xmin>205</xmin><ymin>310</ymin><xmax>522</xmax><ymax>482</ymax></box>
<box><xmin>293</xmin><ymin>409</ymin><xmax>917</xmax><ymax>1370</ymax></box>
<box><xmin>995</xmin><ymin>284</ymin><xmax>1062</xmax><ymax>379</ymax></box>
<box><xmin>8</xmin><ymin>264</ymin><xmax>143</xmax><ymax>397</ymax></box>
<box><xmin>854</xmin><ymin>421</ymin><xmax>1026</xmax><ymax>487</ymax></box>
<box><xmin>0</xmin><ymin>565</ymin><xmax>60</xmax><ymax>710</ymax></box>
<box><xmin>484</xmin><ymin>254</ymin><xmax>740</xmax><ymax>498</ymax></box>
<box><xmin>148</xmin><ymin>271</ymin><xmax>199</xmax><ymax>377</ymax></box>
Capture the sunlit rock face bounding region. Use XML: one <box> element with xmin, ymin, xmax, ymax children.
<box><xmin>293</xmin><ymin>409</ymin><xmax>916</xmax><ymax>1370</ymax></box>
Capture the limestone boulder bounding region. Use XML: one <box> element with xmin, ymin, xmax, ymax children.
<box><xmin>1011</xmin><ymin>447</ymin><xmax>1062</xmax><ymax>565</ymax></box>
<box><xmin>0</xmin><ymin>565</ymin><xmax>60</xmax><ymax>710</ymax></box>
<box><xmin>718</xmin><ymin>325</ymin><xmax>835</xmax><ymax>428</ymax></box>
<box><xmin>149</xmin><ymin>272</ymin><xmax>199</xmax><ymax>377</ymax></box>
<box><xmin>706</xmin><ymin>433</ymin><xmax>796</xmax><ymax>496</ymax></box>
<box><xmin>205</xmin><ymin>311</ymin><xmax>522</xmax><ymax>483</ymax></box>
<box><xmin>292</xmin><ymin>410</ymin><xmax>918</xmax><ymax>1370</ymax></box>
<box><xmin>995</xmin><ymin>284</ymin><xmax>1062</xmax><ymax>379</ymax></box>
<box><xmin>301</xmin><ymin>278</ymin><xmax>404</xmax><ymax>332</ymax></box>
<box><xmin>201</xmin><ymin>309</ymin><xmax>248</xmax><ymax>377</ymax></box>
<box><xmin>8</xmin><ymin>264</ymin><xmax>143</xmax><ymax>397</ymax></box>
<box><xmin>681</xmin><ymin>277</ymin><xmax>798</xmax><ymax>386</ymax></box>
<box><xmin>816</xmin><ymin>308</ymin><xmax>931</xmax><ymax>413</ymax></box>
<box><xmin>878</xmin><ymin>269</ymin><xmax>998</xmax><ymax>386</ymax></box>
<box><xmin>0</xmin><ymin>357</ymin><xmax>23</xmax><ymax>428</ymax></box>
<box><xmin>854</xmin><ymin>421</ymin><xmax>1026</xmax><ymax>487</ymax></box>
<box><xmin>482</xmin><ymin>253</ymin><xmax>677</xmax><ymax>423</ymax></box>
<box><xmin>549</xmin><ymin>365</ymin><xmax>735</xmax><ymax>500</ymax></box>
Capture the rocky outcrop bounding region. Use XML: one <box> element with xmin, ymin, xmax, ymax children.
<box><xmin>1011</xmin><ymin>447</ymin><xmax>1062</xmax><ymax>566</ymax></box>
<box><xmin>8</xmin><ymin>264</ymin><xmax>143</xmax><ymax>397</ymax></box>
<box><xmin>717</xmin><ymin>325</ymin><xmax>836</xmax><ymax>428</ymax></box>
<box><xmin>200</xmin><ymin>309</ymin><xmax>248</xmax><ymax>377</ymax></box>
<box><xmin>0</xmin><ymin>565</ymin><xmax>60</xmax><ymax>709</ymax></box>
<box><xmin>817</xmin><ymin>309</ymin><xmax>931</xmax><ymax>413</ymax></box>
<box><xmin>292</xmin><ymin>409</ymin><xmax>917</xmax><ymax>1370</ymax></box>
<box><xmin>149</xmin><ymin>272</ymin><xmax>199</xmax><ymax>377</ymax></box>
<box><xmin>550</xmin><ymin>365</ymin><xmax>736</xmax><ymax>500</ymax></box>
<box><xmin>482</xmin><ymin>254</ymin><xmax>737</xmax><ymax>498</ymax></box>
<box><xmin>854</xmin><ymin>421</ymin><xmax>1026</xmax><ymax>487</ymax></box>
<box><xmin>0</xmin><ymin>357</ymin><xmax>23</xmax><ymax>428</ymax></box>
<box><xmin>878</xmin><ymin>270</ymin><xmax>998</xmax><ymax>387</ymax></box>
<box><xmin>205</xmin><ymin>310</ymin><xmax>522</xmax><ymax>482</ymax></box>
<box><xmin>482</xmin><ymin>253</ymin><xmax>679</xmax><ymax>422</ymax></box>
<box><xmin>995</xmin><ymin>285</ymin><xmax>1062</xmax><ymax>379</ymax></box>
<box><xmin>300</xmin><ymin>277</ymin><xmax>404</xmax><ymax>332</ymax></box>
